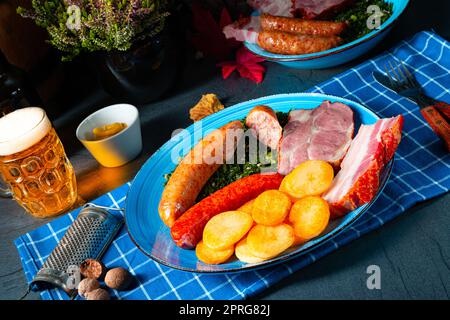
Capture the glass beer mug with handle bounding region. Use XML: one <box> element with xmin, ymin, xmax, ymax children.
<box><xmin>0</xmin><ymin>107</ymin><xmax>77</xmax><ymax>218</ymax></box>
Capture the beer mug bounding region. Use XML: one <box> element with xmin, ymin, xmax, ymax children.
<box><xmin>0</xmin><ymin>107</ymin><xmax>77</xmax><ymax>218</ymax></box>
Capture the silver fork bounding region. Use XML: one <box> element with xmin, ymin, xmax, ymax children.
<box><xmin>384</xmin><ymin>60</ymin><xmax>434</xmax><ymax>107</ymax></box>
<box><xmin>383</xmin><ymin>60</ymin><xmax>450</xmax><ymax>151</ymax></box>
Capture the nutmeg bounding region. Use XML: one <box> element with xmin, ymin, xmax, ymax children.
<box><xmin>104</xmin><ymin>267</ymin><xmax>132</xmax><ymax>290</ymax></box>
<box><xmin>86</xmin><ymin>288</ymin><xmax>110</xmax><ymax>300</ymax></box>
<box><xmin>77</xmin><ymin>278</ymin><xmax>100</xmax><ymax>298</ymax></box>
<box><xmin>80</xmin><ymin>259</ymin><xmax>107</xmax><ymax>280</ymax></box>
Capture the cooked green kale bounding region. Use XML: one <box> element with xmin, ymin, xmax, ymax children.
<box><xmin>164</xmin><ymin>111</ymin><xmax>289</xmax><ymax>200</ymax></box>
<box><xmin>335</xmin><ymin>0</ymin><xmax>394</xmax><ymax>43</ymax></box>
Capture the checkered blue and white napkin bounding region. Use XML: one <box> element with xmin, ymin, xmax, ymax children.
<box><xmin>15</xmin><ymin>31</ymin><xmax>450</xmax><ymax>300</ymax></box>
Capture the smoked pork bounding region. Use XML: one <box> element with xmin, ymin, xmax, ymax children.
<box><xmin>322</xmin><ymin>115</ymin><xmax>404</xmax><ymax>218</ymax></box>
<box><xmin>278</xmin><ymin>101</ymin><xmax>354</xmax><ymax>175</ymax></box>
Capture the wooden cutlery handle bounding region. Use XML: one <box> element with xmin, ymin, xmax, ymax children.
<box><xmin>434</xmin><ymin>101</ymin><xmax>450</xmax><ymax>120</ymax></box>
<box><xmin>420</xmin><ymin>105</ymin><xmax>450</xmax><ymax>152</ymax></box>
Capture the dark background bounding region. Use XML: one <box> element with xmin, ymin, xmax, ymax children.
<box><xmin>0</xmin><ymin>0</ymin><xmax>449</xmax><ymax>300</ymax></box>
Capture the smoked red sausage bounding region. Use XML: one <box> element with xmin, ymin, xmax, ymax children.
<box><xmin>257</xmin><ymin>30</ymin><xmax>342</xmax><ymax>55</ymax></box>
<box><xmin>170</xmin><ymin>173</ymin><xmax>284</xmax><ymax>249</ymax></box>
<box><xmin>260</xmin><ymin>13</ymin><xmax>347</xmax><ymax>36</ymax></box>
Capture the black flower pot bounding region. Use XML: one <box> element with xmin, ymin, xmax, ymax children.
<box><xmin>94</xmin><ymin>27</ymin><xmax>178</xmax><ymax>104</ymax></box>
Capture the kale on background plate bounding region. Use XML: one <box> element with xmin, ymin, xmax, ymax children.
<box><xmin>335</xmin><ymin>0</ymin><xmax>394</xmax><ymax>43</ymax></box>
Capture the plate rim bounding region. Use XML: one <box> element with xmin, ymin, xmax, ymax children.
<box><xmin>124</xmin><ymin>92</ymin><xmax>392</xmax><ymax>274</ymax></box>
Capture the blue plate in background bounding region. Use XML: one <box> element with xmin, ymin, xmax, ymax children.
<box><xmin>244</xmin><ymin>0</ymin><xmax>410</xmax><ymax>69</ymax></box>
<box><xmin>125</xmin><ymin>93</ymin><xmax>393</xmax><ymax>273</ymax></box>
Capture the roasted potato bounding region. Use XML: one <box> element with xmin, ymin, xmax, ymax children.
<box><xmin>246</xmin><ymin>224</ymin><xmax>295</xmax><ymax>259</ymax></box>
<box><xmin>196</xmin><ymin>241</ymin><xmax>234</xmax><ymax>264</ymax></box>
<box><xmin>203</xmin><ymin>211</ymin><xmax>253</xmax><ymax>250</ymax></box>
<box><xmin>252</xmin><ymin>190</ymin><xmax>292</xmax><ymax>226</ymax></box>
<box><xmin>279</xmin><ymin>160</ymin><xmax>334</xmax><ymax>200</ymax></box>
<box><xmin>235</xmin><ymin>237</ymin><xmax>266</xmax><ymax>264</ymax></box>
<box><xmin>237</xmin><ymin>199</ymin><xmax>255</xmax><ymax>215</ymax></box>
<box><xmin>289</xmin><ymin>196</ymin><xmax>330</xmax><ymax>242</ymax></box>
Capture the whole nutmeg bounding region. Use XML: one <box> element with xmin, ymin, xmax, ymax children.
<box><xmin>104</xmin><ymin>267</ymin><xmax>132</xmax><ymax>290</ymax></box>
<box><xmin>86</xmin><ymin>288</ymin><xmax>110</xmax><ymax>300</ymax></box>
<box><xmin>80</xmin><ymin>259</ymin><xmax>107</xmax><ymax>280</ymax></box>
<box><xmin>77</xmin><ymin>278</ymin><xmax>100</xmax><ymax>298</ymax></box>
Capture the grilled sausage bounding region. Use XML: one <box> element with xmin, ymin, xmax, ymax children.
<box><xmin>245</xmin><ymin>105</ymin><xmax>282</xmax><ymax>150</ymax></box>
<box><xmin>257</xmin><ymin>30</ymin><xmax>342</xmax><ymax>55</ymax></box>
<box><xmin>159</xmin><ymin>121</ymin><xmax>244</xmax><ymax>227</ymax></box>
<box><xmin>170</xmin><ymin>173</ymin><xmax>284</xmax><ymax>249</ymax></box>
<box><xmin>260</xmin><ymin>13</ymin><xmax>347</xmax><ymax>36</ymax></box>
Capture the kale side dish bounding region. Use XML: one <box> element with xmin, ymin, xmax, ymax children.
<box><xmin>164</xmin><ymin>112</ymin><xmax>289</xmax><ymax>201</ymax></box>
<box><xmin>197</xmin><ymin>112</ymin><xmax>289</xmax><ymax>201</ymax></box>
<box><xmin>197</xmin><ymin>140</ymin><xmax>276</xmax><ymax>201</ymax></box>
<box><xmin>335</xmin><ymin>0</ymin><xmax>394</xmax><ymax>43</ymax></box>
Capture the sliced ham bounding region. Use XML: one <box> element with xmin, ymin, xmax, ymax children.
<box><xmin>245</xmin><ymin>105</ymin><xmax>282</xmax><ymax>150</ymax></box>
<box><xmin>278</xmin><ymin>101</ymin><xmax>354</xmax><ymax>175</ymax></box>
<box><xmin>292</xmin><ymin>0</ymin><xmax>356</xmax><ymax>19</ymax></box>
<box><xmin>223</xmin><ymin>16</ymin><xmax>261</xmax><ymax>44</ymax></box>
<box><xmin>322</xmin><ymin>115</ymin><xmax>404</xmax><ymax>218</ymax></box>
<box><xmin>247</xmin><ymin>0</ymin><xmax>294</xmax><ymax>17</ymax></box>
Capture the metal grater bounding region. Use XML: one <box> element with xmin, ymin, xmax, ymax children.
<box><xmin>30</xmin><ymin>203</ymin><xmax>124</xmax><ymax>297</ymax></box>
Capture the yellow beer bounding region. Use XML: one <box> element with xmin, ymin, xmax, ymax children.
<box><xmin>0</xmin><ymin>107</ymin><xmax>77</xmax><ymax>217</ymax></box>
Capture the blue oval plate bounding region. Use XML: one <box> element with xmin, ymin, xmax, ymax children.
<box><xmin>244</xmin><ymin>0</ymin><xmax>410</xmax><ymax>69</ymax></box>
<box><xmin>125</xmin><ymin>93</ymin><xmax>393</xmax><ymax>273</ymax></box>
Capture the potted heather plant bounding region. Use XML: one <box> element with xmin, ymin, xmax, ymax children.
<box><xmin>17</xmin><ymin>0</ymin><xmax>178</xmax><ymax>103</ymax></box>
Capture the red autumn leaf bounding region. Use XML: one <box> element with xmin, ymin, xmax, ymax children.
<box><xmin>217</xmin><ymin>47</ymin><xmax>266</xmax><ymax>84</ymax></box>
<box><xmin>221</xmin><ymin>64</ymin><xmax>238</xmax><ymax>79</ymax></box>
<box><xmin>238</xmin><ymin>63</ymin><xmax>265</xmax><ymax>83</ymax></box>
<box><xmin>236</xmin><ymin>47</ymin><xmax>265</xmax><ymax>65</ymax></box>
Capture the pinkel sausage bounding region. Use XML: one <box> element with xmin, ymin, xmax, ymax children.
<box><xmin>158</xmin><ymin>121</ymin><xmax>244</xmax><ymax>227</ymax></box>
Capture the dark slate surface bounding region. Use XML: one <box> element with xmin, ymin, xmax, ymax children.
<box><xmin>0</xmin><ymin>0</ymin><xmax>449</xmax><ymax>300</ymax></box>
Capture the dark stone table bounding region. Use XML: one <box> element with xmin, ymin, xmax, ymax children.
<box><xmin>1</xmin><ymin>0</ymin><xmax>449</xmax><ymax>300</ymax></box>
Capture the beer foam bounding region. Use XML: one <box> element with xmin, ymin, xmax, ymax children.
<box><xmin>0</xmin><ymin>107</ymin><xmax>51</xmax><ymax>156</ymax></box>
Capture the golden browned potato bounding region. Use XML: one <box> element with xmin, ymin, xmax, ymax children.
<box><xmin>246</xmin><ymin>224</ymin><xmax>295</xmax><ymax>259</ymax></box>
<box><xmin>196</xmin><ymin>241</ymin><xmax>234</xmax><ymax>264</ymax></box>
<box><xmin>203</xmin><ymin>211</ymin><xmax>253</xmax><ymax>250</ymax></box>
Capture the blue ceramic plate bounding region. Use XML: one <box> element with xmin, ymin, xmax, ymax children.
<box><xmin>125</xmin><ymin>93</ymin><xmax>393</xmax><ymax>273</ymax></box>
<box><xmin>244</xmin><ymin>0</ymin><xmax>410</xmax><ymax>69</ymax></box>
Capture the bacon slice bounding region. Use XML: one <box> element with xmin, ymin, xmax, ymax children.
<box><xmin>322</xmin><ymin>115</ymin><xmax>404</xmax><ymax>218</ymax></box>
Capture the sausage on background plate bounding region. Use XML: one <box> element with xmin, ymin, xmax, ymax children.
<box><xmin>245</xmin><ymin>105</ymin><xmax>282</xmax><ymax>150</ymax></box>
<box><xmin>260</xmin><ymin>13</ymin><xmax>347</xmax><ymax>36</ymax></box>
<box><xmin>159</xmin><ymin>121</ymin><xmax>244</xmax><ymax>227</ymax></box>
<box><xmin>258</xmin><ymin>30</ymin><xmax>342</xmax><ymax>55</ymax></box>
<box><xmin>170</xmin><ymin>173</ymin><xmax>284</xmax><ymax>249</ymax></box>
